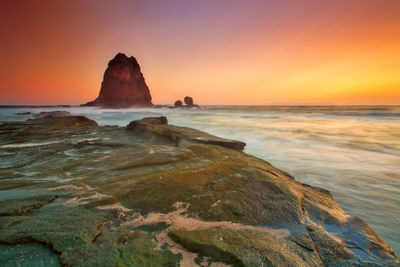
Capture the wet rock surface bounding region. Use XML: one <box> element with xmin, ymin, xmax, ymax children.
<box><xmin>0</xmin><ymin>114</ymin><xmax>398</xmax><ymax>266</ymax></box>
<box><xmin>127</xmin><ymin>116</ymin><xmax>245</xmax><ymax>151</ymax></box>
<box><xmin>34</xmin><ymin>111</ymin><xmax>72</xmax><ymax>119</ymax></box>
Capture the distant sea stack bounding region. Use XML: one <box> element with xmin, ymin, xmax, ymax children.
<box><xmin>184</xmin><ymin>96</ymin><xmax>194</xmax><ymax>106</ymax></box>
<box><xmin>173</xmin><ymin>96</ymin><xmax>199</xmax><ymax>108</ymax></box>
<box><xmin>83</xmin><ymin>53</ymin><xmax>152</xmax><ymax>108</ymax></box>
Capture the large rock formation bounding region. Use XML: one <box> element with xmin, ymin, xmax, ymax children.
<box><xmin>0</xmin><ymin>114</ymin><xmax>398</xmax><ymax>266</ymax></box>
<box><xmin>83</xmin><ymin>53</ymin><xmax>152</xmax><ymax>108</ymax></box>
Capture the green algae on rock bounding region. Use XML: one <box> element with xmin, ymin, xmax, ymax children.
<box><xmin>0</xmin><ymin>243</ymin><xmax>61</xmax><ymax>267</ymax></box>
<box><xmin>0</xmin><ymin>114</ymin><xmax>398</xmax><ymax>266</ymax></box>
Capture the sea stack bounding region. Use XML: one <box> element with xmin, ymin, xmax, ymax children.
<box><xmin>174</xmin><ymin>100</ymin><xmax>183</xmax><ymax>107</ymax></box>
<box><xmin>83</xmin><ymin>53</ymin><xmax>152</xmax><ymax>108</ymax></box>
<box><xmin>184</xmin><ymin>96</ymin><xmax>194</xmax><ymax>106</ymax></box>
<box><xmin>173</xmin><ymin>96</ymin><xmax>199</xmax><ymax>108</ymax></box>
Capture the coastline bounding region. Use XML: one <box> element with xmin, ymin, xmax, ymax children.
<box><xmin>0</xmin><ymin>112</ymin><xmax>398</xmax><ymax>266</ymax></box>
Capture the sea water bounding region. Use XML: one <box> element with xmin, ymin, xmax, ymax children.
<box><xmin>1</xmin><ymin>105</ymin><xmax>399</xmax><ymax>254</ymax></box>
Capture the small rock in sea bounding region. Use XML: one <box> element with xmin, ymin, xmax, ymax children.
<box><xmin>184</xmin><ymin>96</ymin><xmax>194</xmax><ymax>106</ymax></box>
<box><xmin>34</xmin><ymin>111</ymin><xmax>71</xmax><ymax>119</ymax></box>
<box><xmin>153</xmin><ymin>105</ymin><xmax>166</xmax><ymax>108</ymax></box>
<box><xmin>174</xmin><ymin>100</ymin><xmax>183</xmax><ymax>107</ymax></box>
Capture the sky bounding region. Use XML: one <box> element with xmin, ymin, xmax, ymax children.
<box><xmin>1</xmin><ymin>0</ymin><xmax>399</xmax><ymax>105</ymax></box>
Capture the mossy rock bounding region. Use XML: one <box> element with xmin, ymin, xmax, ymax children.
<box><xmin>169</xmin><ymin>228</ymin><xmax>324</xmax><ymax>266</ymax></box>
<box><xmin>0</xmin><ymin>243</ymin><xmax>61</xmax><ymax>267</ymax></box>
<box><xmin>0</xmin><ymin>195</ymin><xmax>57</xmax><ymax>216</ymax></box>
<box><xmin>80</xmin><ymin>228</ymin><xmax>181</xmax><ymax>267</ymax></box>
<box><xmin>0</xmin><ymin>204</ymin><xmax>107</xmax><ymax>265</ymax></box>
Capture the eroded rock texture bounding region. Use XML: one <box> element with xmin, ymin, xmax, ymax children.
<box><xmin>83</xmin><ymin>53</ymin><xmax>152</xmax><ymax>108</ymax></box>
<box><xmin>0</xmin><ymin>114</ymin><xmax>398</xmax><ymax>266</ymax></box>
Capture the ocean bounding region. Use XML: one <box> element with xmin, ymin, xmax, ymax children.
<box><xmin>1</xmin><ymin>105</ymin><xmax>399</xmax><ymax>255</ymax></box>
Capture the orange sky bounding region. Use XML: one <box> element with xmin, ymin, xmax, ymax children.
<box><xmin>1</xmin><ymin>0</ymin><xmax>399</xmax><ymax>105</ymax></box>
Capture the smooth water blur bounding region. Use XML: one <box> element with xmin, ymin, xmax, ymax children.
<box><xmin>1</xmin><ymin>105</ymin><xmax>399</xmax><ymax>254</ymax></box>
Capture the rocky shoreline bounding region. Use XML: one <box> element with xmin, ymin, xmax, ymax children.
<box><xmin>0</xmin><ymin>112</ymin><xmax>398</xmax><ymax>266</ymax></box>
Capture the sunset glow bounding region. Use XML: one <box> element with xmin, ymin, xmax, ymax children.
<box><xmin>1</xmin><ymin>0</ymin><xmax>399</xmax><ymax>105</ymax></box>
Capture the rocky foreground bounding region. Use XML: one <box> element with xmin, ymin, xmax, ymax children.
<box><xmin>0</xmin><ymin>113</ymin><xmax>398</xmax><ymax>266</ymax></box>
